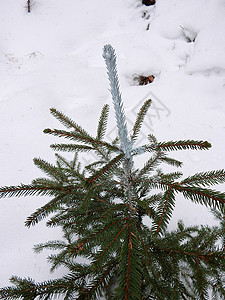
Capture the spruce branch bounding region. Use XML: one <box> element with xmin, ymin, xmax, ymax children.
<box><xmin>33</xmin><ymin>240</ymin><xmax>67</xmax><ymax>254</ymax></box>
<box><xmin>0</xmin><ymin>183</ymin><xmax>67</xmax><ymax>198</ymax></box>
<box><xmin>137</xmin><ymin>149</ymin><xmax>163</xmax><ymax>177</ymax></box>
<box><xmin>154</xmin><ymin>187</ymin><xmax>176</xmax><ymax>235</ymax></box>
<box><xmin>116</xmin><ymin>221</ymin><xmax>142</xmax><ymax>299</ymax></box>
<box><xmin>174</xmin><ymin>185</ymin><xmax>225</xmax><ymax>210</ymax></box>
<box><xmin>51</xmin><ymin>143</ymin><xmax>94</xmax><ymax>152</ymax></box>
<box><xmin>44</xmin><ymin>128</ymin><xmax>120</xmax><ymax>154</ymax></box>
<box><xmin>97</xmin><ymin>104</ymin><xmax>110</xmax><ymax>141</ymax></box>
<box><xmin>87</xmin><ymin>153</ymin><xmax>124</xmax><ymax>184</ymax></box>
<box><xmin>25</xmin><ymin>191</ymin><xmax>72</xmax><ymax>227</ymax></box>
<box><xmin>50</xmin><ymin>108</ymin><xmax>91</xmax><ymax>137</ymax></box>
<box><xmin>73</xmin><ymin>217</ymin><xmax>127</xmax><ymax>256</ymax></box>
<box><xmin>159</xmin><ymin>156</ymin><xmax>183</xmax><ymax>168</ymax></box>
<box><xmin>55</xmin><ymin>153</ymin><xmax>80</xmax><ymax>171</ymax></box>
<box><xmin>180</xmin><ymin>170</ymin><xmax>225</xmax><ymax>187</ymax></box>
<box><xmin>43</xmin><ymin>128</ymin><xmax>96</xmax><ymax>144</ymax></box>
<box><xmin>131</xmin><ymin>99</ymin><xmax>152</xmax><ymax>142</ymax></box>
<box><xmin>33</xmin><ymin>158</ymin><xmax>68</xmax><ymax>183</ymax></box>
<box><xmin>132</xmin><ymin>139</ymin><xmax>211</xmax><ymax>156</ymax></box>
<box><xmin>103</xmin><ymin>44</ymin><xmax>132</xmax><ymax>162</ymax></box>
<box><xmin>94</xmin><ymin>223</ymin><xmax>128</xmax><ymax>266</ymax></box>
<box><xmin>155</xmin><ymin>140</ymin><xmax>211</xmax><ymax>151</ymax></box>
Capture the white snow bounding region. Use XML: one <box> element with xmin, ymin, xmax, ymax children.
<box><xmin>0</xmin><ymin>0</ymin><xmax>225</xmax><ymax>290</ymax></box>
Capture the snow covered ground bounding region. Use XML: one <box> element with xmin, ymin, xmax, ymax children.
<box><xmin>0</xmin><ymin>0</ymin><xmax>225</xmax><ymax>290</ymax></box>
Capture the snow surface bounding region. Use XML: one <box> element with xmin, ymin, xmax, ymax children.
<box><xmin>0</xmin><ymin>0</ymin><xmax>225</xmax><ymax>291</ymax></box>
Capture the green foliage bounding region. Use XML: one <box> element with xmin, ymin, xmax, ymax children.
<box><xmin>0</xmin><ymin>45</ymin><xmax>225</xmax><ymax>299</ymax></box>
<box><xmin>0</xmin><ymin>101</ymin><xmax>224</xmax><ymax>299</ymax></box>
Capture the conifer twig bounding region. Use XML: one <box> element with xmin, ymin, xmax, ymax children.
<box><xmin>102</xmin><ymin>45</ymin><xmax>132</xmax><ymax>162</ymax></box>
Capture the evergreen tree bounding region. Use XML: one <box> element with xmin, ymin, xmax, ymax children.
<box><xmin>0</xmin><ymin>45</ymin><xmax>225</xmax><ymax>299</ymax></box>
